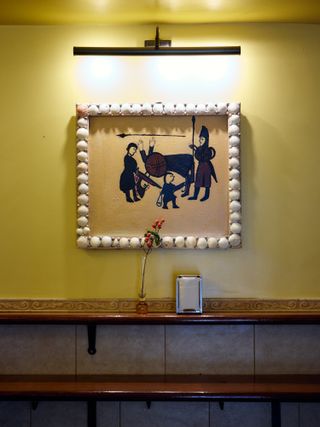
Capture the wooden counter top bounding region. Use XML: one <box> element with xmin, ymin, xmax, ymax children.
<box><xmin>1</xmin><ymin>375</ymin><xmax>320</xmax><ymax>401</ymax></box>
<box><xmin>0</xmin><ymin>311</ymin><xmax>319</xmax><ymax>324</ymax></box>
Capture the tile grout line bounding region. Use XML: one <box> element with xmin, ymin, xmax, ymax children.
<box><xmin>208</xmin><ymin>401</ymin><xmax>211</xmax><ymax>427</ymax></box>
<box><xmin>75</xmin><ymin>325</ymin><xmax>78</xmax><ymax>376</ymax></box>
<box><xmin>164</xmin><ymin>324</ymin><xmax>167</xmax><ymax>375</ymax></box>
<box><xmin>119</xmin><ymin>401</ymin><xmax>122</xmax><ymax>427</ymax></box>
<box><xmin>253</xmin><ymin>324</ymin><xmax>256</xmax><ymax>376</ymax></box>
<box><xmin>29</xmin><ymin>400</ymin><xmax>32</xmax><ymax>427</ymax></box>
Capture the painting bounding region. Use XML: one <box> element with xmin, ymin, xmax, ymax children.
<box><xmin>76</xmin><ymin>102</ymin><xmax>241</xmax><ymax>249</ymax></box>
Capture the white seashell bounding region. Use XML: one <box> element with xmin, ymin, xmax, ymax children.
<box><xmin>83</xmin><ymin>227</ymin><xmax>90</xmax><ymax>235</ymax></box>
<box><xmin>76</xmin><ymin>104</ymin><xmax>89</xmax><ymax>117</ymax></box>
<box><xmin>77</xmin><ymin>236</ymin><xmax>89</xmax><ymax>248</ymax></box>
<box><xmin>141</xmin><ymin>103</ymin><xmax>152</xmax><ymax>115</ymax></box>
<box><xmin>77</xmin><ymin>118</ymin><xmax>88</xmax><ymax>128</ymax></box>
<box><xmin>77</xmin><ymin>216</ymin><xmax>88</xmax><ymax>227</ymax></box>
<box><xmin>229</xmin><ymin>233</ymin><xmax>241</xmax><ymax>247</ymax></box>
<box><xmin>230</xmin><ymin>190</ymin><xmax>240</xmax><ymax>201</ymax></box>
<box><xmin>230</xmin><ymin>223</ymin><xmax>242</xmax><ymax>234</ymax></box>
<box><xmin>230</xmin><ymin>212</ymin><xmax>241</xmax><ymax>222</ymax></box>
<box><xmin>228</xmin><ymin>103</ymin><xmax>240</xmax><ymax>114</ymax></box>
<box><xmin>77</xmin><ymin>162</ymin><xmax>88</xmax><ymax>172</ymax></box>
<box><xmin>229</xmin><ymin>168</ymin><xmax>240</xmax><ymax>179</ymax></box>
<box><xmin>229</xmin><ymin>157</ymin><xmax>240</xmax><ymax>169</ymax></box>
<box><xmin>130</xmin><ymin>237</ymin><xmax>141</xmax><ymax>248</ymax></box>
<box><xmin>197</xmin><ymin>237</ymin><xmax>207</xmax><ymax>249</ymax></box>
<box><xmin>230</xmin><ymin>179</ymin><xmax>240</xmax><ymax>190</ymax></box>
<box><xmin>186</xmin><ymin>103</ymin><xmax>196</xmax><ymax>114</ymax></box>
<box><xmin>186</xmin><ymin>236</ymin><xmax>197</xmax><ymax>248</ymax></box>
<box><xmin>88</xmin><ymin>104</ymin><xmax>99</xmax><ymax>115</ymax></box>
<box><xmin>76</xmin><ymin>128</ymin><xmax>89</xmax><ymax>139</ymax></box>
<box><xmin>208</xmin><ymin>237</ymin><xmax>218</xmax><ymax>248</ymax></box>
<box><xmin>153</xmin><ymin>103</ymin><xmax>164</xmax><ymax>115</ymax></box>
<box><xmin>206</xmin><ymin>103</ymin><xmax>216</xmax><ymax>114</ymax></box>
<box><xmin>110</xmin><ymin>103</ymin><xmax>121</xmax><ymax>114</ymax></box>
<box><xmin>78</xmin><ymin>183</ymin><xmax>89</xmax><ymax>194</ymax></box>
<box><xmin>112</xmin><ymin>238</ymin><xmax>119</xmax><ymax>248</ymax></box>
<box><xmin>77</xmin><ymin>228</ymin><xmax>84</xmax><ymax>235</ymax></box>
<box><xmin>228</xmin><ymin>114</ymin><xmax>240</xmax><ymax>126</ymax></box>
<box><xmin>228</xmin><ymin>124</ymin><xmax>240</xmax><ymax>136</ymax></box>
<box><xmin>218</xmin><ymin>237</ymin><xmax>229</xmax><ymax>249</ymax></box>
<box><xmin>78</xmin><ymin>205</ymin><xmax>89</xmax><ymax>216</ymax></box>
<box><xmin>119</xmin><ymin>237</ymin><xmax>129</xmax><ymax>248</ymax></box>
<box><xmin>215</xmin><ymin>103</ymin><xmax>227</xmax><ymax>114</ymax></box>
<box><xmin>90</xmin><ymin>236</ymin><xmax>101</xmax><ymax>248</ymax></box>
<box><xmin>101</xmin><ymin>236</ymin><xmax>112</xmax><ymax>247</ymax></box>
<box><xmin>195</xmin><ymin>104</ymin><xmax>206</xmax><ymax>114</ymax></box>
<box><xmin>230</xmin><ymin>200</ymin><xmax>241</xmax><ymax>212</ymax></box>
<box><xmin>77</xmin><ymin>173</ymin><xmax>88</xmax><ymax>184</ymax></box>
<box><xmin>77</xmin><ymin>194</ymin><xmax>89</xmax><ymax>205</ymax></box>
<box><xmin>162</xmin><ymin>236</ymin><xmax>174</xmax><ymax>248</ymax></box>
<box><xmin>175</xmin><ymin>103</ymin><xmax>185</xmax><ymax>115</ymax></box>
<box><xmin>132</xmin><ymin>104</ymin><xmax>142</xmax><ymax>114</ymax></box>
<box><xmin>175</xmin><ymin>236</ymin><xmax>185</xmax><ymax>248</ymax></box>
<box><xmin>164</xmin><ymin>103</ymin><xmax>175</xmax><ymax>114</ymax></box>
<box><xmin>141</xmin><ymin>237</ymin><xmax>145</xmax><ymax>246</ymax></box>
<box><xmin>228</xmin><ymin>115</ymin><xmax>240</xmax><ymax>126</ymax></box>
<box><xmin>229</xmin><ymin>135</ymin><xmax>240</xmax><ymax>147</ymax></box>
<box><xmin>121</xmin><ymin>103</ymin><xmax>132</xmax><ymax>115</ymax></box>
<box><xmin>99</xmin><ymin>104</ymin><xmax>110</xmax><ymax>115</ymax></box>
<box><xmin>77</xmin><ymin>151</ymin><xmax>88</xmax><ymax>162</ymax></box>
<box><xmin>77</xmin><ymin>140</ymin><xmax>88</xmax><ymax>151</ymax></box>
<box><xmin>229</xmin><ymin>147</ymin><xmax>239</xmax><ymax>157</ymax></box>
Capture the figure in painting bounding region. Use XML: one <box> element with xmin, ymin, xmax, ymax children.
<box><xmin>157</xmin><ymin>172</ymin><xmax>185</xmax><ymax>209</ymax></box>
<box><xmin>188</xmin><ymin>126</ymin><xmax>218</xmax><ymax>202</ymax></box>
<box><xmin>118</xmin><ymin>121</ymin><xmax>218</xmax><ymax>205</ymax></box>
<box><xmin>139</xmin><ymin>138</ymin><xmax>194</xmax><ymax>196</ymax></box>
<box><xmin>119</xmin><ymin>142</ymin><xmax>140</xmax><ymax>203</ymax></box>
<box><xmin>139</xmin><ymin>138</ymin><xmax>155</xmax><ymax>164</ymax></box>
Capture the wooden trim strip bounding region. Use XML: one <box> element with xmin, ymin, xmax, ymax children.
<box><xmin>1</xmin><ymin>312</ymin><xmax>320</xmax><ymax>325</ymax></box>
<box><xmin>1</xmin><ymin>375</ymin><xmax>320</xmax><ymax>401</ymax></box>
<box><xmin>0</xmin><ymin>298</ymin><xmax>319</xmax><ymax>313</ymax></box>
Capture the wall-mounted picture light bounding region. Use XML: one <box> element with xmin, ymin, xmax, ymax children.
<box><xmin>73</xmin><ymin>27</ymin><xmax>241</xmax><ymax>56</ymax></box>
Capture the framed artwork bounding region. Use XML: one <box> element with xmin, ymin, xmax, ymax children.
<box><xmin>76</xmin><ymin>102</ymin><xmax>241</xmax><ymax>250</ymax></box>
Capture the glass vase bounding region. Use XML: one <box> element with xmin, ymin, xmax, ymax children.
<box><xmin>136</xmin><ymin>252</ymin><xmax>149</xmax><ymax>314</ymax></box>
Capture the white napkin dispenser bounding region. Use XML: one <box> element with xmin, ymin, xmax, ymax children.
<box><xmin>176</xmin><ymin>275</ymin><xmax>202</xmax><ymax>314</ymax></box>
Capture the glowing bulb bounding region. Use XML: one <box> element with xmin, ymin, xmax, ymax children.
<box><xmin>92</xmin><ymin>0</ymin><xmax>109</xmax><ymax>10</ymax></box>
<box><xmin>206</xmin><ymin>0</ymin><xmax>221</xmax><ymax>9</ymax></box>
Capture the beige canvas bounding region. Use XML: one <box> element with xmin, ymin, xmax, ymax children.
<box><xmin>88</xmin><ymin>114</ymin><xmax>229</xmax><ymax>237</ymax></box>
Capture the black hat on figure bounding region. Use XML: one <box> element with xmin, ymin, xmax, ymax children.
<box><xmin>199</xmin><ymin>126</ymin><xmax>209</xmax><ymax>140</ymax></box>
<box><xmin>126</xmin><ymin>142</ymin><xmax>138</xmax><ymax>151</ymax></box>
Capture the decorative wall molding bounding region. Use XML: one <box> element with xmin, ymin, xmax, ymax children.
<box><xmin>0</xmin><ymin>298</ymin><xmax>319</xmax><ymax>313</ymax></box>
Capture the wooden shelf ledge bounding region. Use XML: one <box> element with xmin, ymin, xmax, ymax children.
<box><xmin>0</xmin><ymin>312</ymin><xmax>320</xmax><ymax>324</ymax></box>
<box><xmin>1</xmin><ymin>375</ymin><xmax>320</xmax><ymax>401</ymax></box>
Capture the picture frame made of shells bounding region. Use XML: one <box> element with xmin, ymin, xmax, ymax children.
<box><xmin>76</xmin><ymin>102</ymin><xmax>241</xmax><ymax>250</ymax></box>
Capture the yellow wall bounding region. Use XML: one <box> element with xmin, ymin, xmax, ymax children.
<box><xmin>0</xmin><ymin>23</ymin><xmax>319</xmax><ymax>299</ymax></box>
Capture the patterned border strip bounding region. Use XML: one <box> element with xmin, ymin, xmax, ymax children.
<box><xmin>0</xmin><ymin>299</ymin><xmax>319</xmax><ymax>313</ymax></box>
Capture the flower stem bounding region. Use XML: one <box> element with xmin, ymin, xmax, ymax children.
<box><xmin>139</xmin><ymin>249</ymin><xmax>151</xmax><ymax>299</ymax></box>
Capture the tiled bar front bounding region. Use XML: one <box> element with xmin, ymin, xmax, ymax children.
<box><xmin>0</xmin><ymin>323</ymin><xmax>320</xmax><ymax>426</ymax></box>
